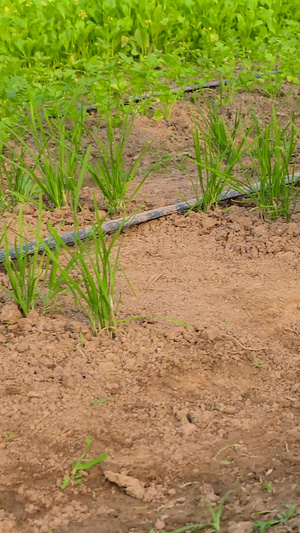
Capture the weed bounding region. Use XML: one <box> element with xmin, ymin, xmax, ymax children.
<box><xmin>79</xmin><ymin>332</ymin><xmax>86</xmax><ymax>347</ymax></box>
<box><xmin>251</xmin><ymin>505</ymin><xmax>299</xmax><ymax>531</ymax></box>
<box><xmin>147</xmin><ymin>151</ymin><xmax>174</xmax><ymax>174</ymax></box>
<box><xmin>150</xmin><ymin>526</ymin><xmax>204</xmax><ymax>533</ymax></box>
<box><xmin>91</xmin><ymin>397</ymin><xmax>115</xmax><ymax>406</ymax></box>
<box><xmin>264</xmin><ymin>481</ymin><xmax>274</xmax><ymax>494</ymax></box>
<box><xmin>151</xmin><ymin>490</ymin><xmax>233</xmax><ymax>532</ymax></box>
<box><xmin>61</xmin><ymin>436</ymin><xmax>107</xmax><ymax>489</ymax></box>
<box><xmin>253</xmin><ymin>356</ymin><xmax>266</xmax><ymax>370</ymax></box>
<box><xmin>152</xmin><ymin>86</ymin><xmax>183</xmax><ymax>120</ymax></box>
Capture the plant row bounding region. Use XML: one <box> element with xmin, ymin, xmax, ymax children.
<box><xmin>1</xmin><ymin>95</ymin><xmax>299</xmax><ymax>220</ymax></box>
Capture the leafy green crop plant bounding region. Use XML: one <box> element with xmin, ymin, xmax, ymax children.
<box><xmin>88</xmin><ymin>109</ymin><xmax>154</xmax><ymax>213</ymax></box>
<box><xmin>152</xmin><ymin>86</ymin><xmax>183</xmax><ymax>120</ymax></box>
<box><xmin>1</xmin><ymin>0</ymin><xmax>300</xmax><ymax>127</ymax></box>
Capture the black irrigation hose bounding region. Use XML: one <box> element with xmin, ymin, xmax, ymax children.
<box><xmin>0</xmin><ymin>172</ymin><xmax>299</xmax><ymax>264</ymax></box>
<box><xmin>83</xmin><ymin>73</ymin><xmax>271</xmax><ymax>114</ymax></box>
<box><xmin>39</xmin><ymin>70</ymin><xmax>280</xmax><ymax>117</ymax></box>
<box><xmin>40</xmin><ymin>73</ymin><xmax>261</xmax><ymax>116</ymax></box>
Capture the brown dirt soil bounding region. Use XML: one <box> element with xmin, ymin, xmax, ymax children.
<box><xmin>1</xmin><ymin>205</ymin><xmax>300</xmax><ymax>532</ymax></box>
<box><xmin>1</xmin><ymin>88</ymin><xmax>300</xmax><ymax>533</ymax></box>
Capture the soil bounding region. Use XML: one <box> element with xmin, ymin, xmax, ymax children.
<box><xmin>1</xmin><ymin>88</ymin><xmax>300</xmax><ymax>533</ymax></box>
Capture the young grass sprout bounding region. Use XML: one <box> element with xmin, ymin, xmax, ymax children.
<box><xmin>43</xmin><ymin>198</ymin><xmax>125</xmax><ymax>336</ymax></box>
<box><xmin>0</xmin><ymin>203</ymin><xmax>67</xmax><ymax>315</ymax></box>
<box><xmin>0</xmin><ymin>93</ymin><xmax>88</xmax><ymax>209</ymax></box>
<box><xmin>252</xmin><ymin>505</ymin><xmax>299</xmax><ymax>532</ymax></box>
<box><xmin>0</xmin><ymin>146</ymin><xmax>39</xmax><ymax>204</ymax></box>
<box><xmin>188</xmin><ymin>119</ymin><xmax>245</xmax><ymax>212</ymax></box>
<box><xmin>229</xmin><ymin>108</ymin><xmax>300</xmax><ymax>220</ymax></box>
<box><xmin>88</xmin><ymin>109</ymin><xmax>154</xmax><ymax>213</ymax></box>
<box><xmin>61</xmin><ymin>436</ymin><xmax>107</xmax><ymax>489</ymax></box>
<box><xmin>150</xmin><ymin>490</ymin><xmax>232</xmax><ymax>532</ymax></box>
<box><xmin>199</xmin><ymin>100</ymin><xmax>242</xmax><ymax>164</ymax></box>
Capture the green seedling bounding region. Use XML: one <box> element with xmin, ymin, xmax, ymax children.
<box><xmin>199</xmin><ymin>100</ymin><xmax>242</xmax><ymax>163</ymax></box>
<box><xmin>229</xmin><ymin>107</ymin><xmax>300</xmax><ymax>220</ymax></box>
<box><xmin>91</xmin><ymin>397</ymin><xmax>115</xmax><ymax>406</ymax></box>
<box><xmin>1</xmin><ymin>92</ymin><xmax>87</xmax><ymax>208</ymax></box>
<box><xmin>152</xmin><ymin>86</ymin><xmax>183</xmax><ymax>120</ymax></box>
<box><xmin>187</xmin><ymin>118</ymin><xmax>246</xmax><ymax>212</ymax></box>
<box><xmin>151</xmin><ymin>526</ymin><xmax>205</xmax><ymax>533</ymax></box>
<box><xmin>41</xmin><ymin>197</ymin><xmax>126</xmax><ymax>336</ymax></box>
<box><xmin>61</xmin><ymin>436</ymin><xmax>107</xmax><ymax>489</ymax></box>
<box><xmin>7</xmin><ymin>431</ymin><xmax>13</xmax><ymax>439</ymax></box>
<box><xmin>152</xmin><ymin>490</ymin><xmax>233</xmax><ymax>532</ymax></box>
<box><xmin>0</xmin><ymin>147</ymin><xmax>39</xmax><ymax>203</ymax></box>
<box><xmin>204</xmin><ymin>490</ymin><xmax>233</xmax><ymax>531</ymax></box>
<box><xmin>0</xmin><ymin>200</ymin><xmax>68</xmax><ymax>315</ymax></box>
<box><xmin>264</xmin><ymin>481</ymin><xmax>274</xmax><ymax>494</ymax></box>
<box><xmin>251</xmin><ymin>505</ymin><xmax>298</xmax><ymax>531</ymax></box>
<box><xmin>147</xmin><ymin>151</ymin><xmax>174</xmax><ymax>173</ymax></box>
<box><xmin>79</xmin><ymin>331</ymin><xmax>86</xmax><ymax>347</ymax></box>
<box><xmin>253</xmin><ymin>355</ymin><xmax>266</xmax><ymax>369</ymax></box>
<box><xmin>88</xmin><ymin>108</ymin><xmax>154</xmax><ymax>213</ymax></box>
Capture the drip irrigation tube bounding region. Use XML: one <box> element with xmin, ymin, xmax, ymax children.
<box><xmin>83</xmin><ymin>72</ymin><xmax>272</xmax><ymax>114</ymax></box>
<box><xmin>0</xmin><ymin>172</ymin><xmax>299</xmax><ymax>265</ymax></box>
<box><xmin>38</xmin><ymin>70</ymin><xmax>279</xmax><ymax>117</ymax></box>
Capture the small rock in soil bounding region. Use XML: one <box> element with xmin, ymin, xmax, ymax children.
<box><xmin>0</xmin><ymin>303</ymin><xmax>22</xmax><ymax>325</ymax></box>
<box><xmin>167</xmin><ymin>488</ymin><xmax>176</xmax><ymax>496</ymax></box>
<box><xmin>200</xmin><ymin>483</ymin><xmax>218</xmax><ymax>504</ymax></box>
<box><xmin>183</xmin><ymin>327</ymin><xmax>198</xmax><ymax>343</ymax></box>
<box><xmin>201</xmin><ymin>326</ymin><xmax>220</xmax><ymax>341</ymax></box>
<box><xmin>201</xmin><ymin>216</ymin><xmax>219</xmax><ymax>231</ymax></box>
<box><xmin>223</xmin><ymin>405</ymin><xmax>237</xmax><ymax>415</ymax></box>
<box><xmin>167</xmin><ymin>326</ymin><xmax>185</xmax><ymax>341</ymax></box>
<box><xmin>23</xmin><ymin>204</ymin><xmax>36</xmax><ymax>216</ymax></box>
<box><xmin>228</xmin><ymin>521</ymin><xmax>253</xmax><ymax>533</ymax></box>
<box><xmin>154</xmin><ymin>519</ymin><xmax>165</xmax><ymax>530</ymax></box>
<box><xmin>178</xmin><ymin>423</ymin><xmax>197</xmax><ymax>437</ymax></box>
